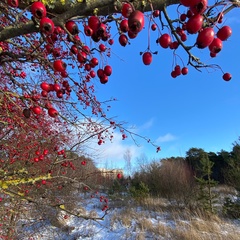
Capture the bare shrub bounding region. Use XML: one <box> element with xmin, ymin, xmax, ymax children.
<box><xmin>157</xmin><ymin>158</ymin><xmax>196</xmax><ymax>205</ymax></box>
<box><xmin>132</xmin><ymin>157</ymin><xmax>197</xmax><ymax>206</ymax></box>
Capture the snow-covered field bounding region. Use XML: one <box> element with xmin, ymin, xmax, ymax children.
<box><xmin>17</xmin><ymin>192</ymin><xmax>240</xmax><ymax>240</ymax></box>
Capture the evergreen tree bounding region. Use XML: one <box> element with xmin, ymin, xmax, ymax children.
<box><xmin>195</xmin><ymin>153</ymin><xmax>219</xmax><ymax>213</ymax></box>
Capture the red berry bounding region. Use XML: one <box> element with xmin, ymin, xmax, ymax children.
<box><xmin>153</xmin><ymin>10</ymin><xmax>160</xmax><ymax>18</ymax></box>
<box><xmin>171</xmin><ymin>70</ymin><xmax>177</xmax><ymax>78</ymax></box>
<box><xmin>43</xmin><ymin>149</ymin><xmax>48</xmax><ymax>155</ymax></box>
<box><xmin>84</xmin><ymin>63</ymin><xmax>91</xmax><ymax>71</ymax></box>
<box><xmin>96</xmin><ymin>23</ymin><xmax>107</xmax><ymax>37</ymax></box>
<box><xmin>181</xmin><ymin>34</ymin><xmax>187</xmax><ymax>42</ymax></box>
<box><xmin>7</xmin><ymin>0</ymin><xmax>18</xmax><ymax>7</ymax></box>
<box><xmin>217</xmin><ymin>26</ymin><xmax>232</xmax><ymax>41</ymax></box>
<box><xmin>158</xmin><ymin>34</ymin><xmax>171</xmax><ymax>48</ymax></box>
<box><xmin>84</xmin><ymin>25</ymin><xmax>93</xmax><ymax>36</ymax></box>
<box><xmin>121</xmin><ymin>3</ymin><xmax>133</xmax><ymax>18</ymax></box>
<box><xmin>40</xmin><ymin>17</ymin><xmax>55</xmax><ymax>35</ymax></box>
<box><xmin>90</xmin><ymin>57</ymin><xmax>98</xmax><ymax>67</ymax></box>
<box><xmin>186</xmin><ymin>9</ymin><xmax>194</xmax><ymax>18</ymax></box>
<box><xmin>142</xmin><ymin>52</ymin><xmax>152</xmax><ymax>65</ymax></box>
<box><xmin>117</xmin><ymin>173</ymin><xmax>122</xmax><ymax>179</ymax></box>
<box><xmin>77</xmin><ymin>51</ymin><xmax>87</xmax><ymax>63</ymax></box>
<box><xmin>65</xmin><ymin>21</ymin><xmax>79</xmax><ymax>35</ymax></box>
<box><xmin>186</xmin><ymin>14</ymin><xmax>203</xmax><ymax>34</ymax></box>
<box><xmin>56</xmin><ymin>90</ymin><xmax>63</xmax><ymax>98</ymax></box>
<box><xmin>88</xmin><ymin>16</ymin><xmax>101</xmax><ymax>32</ymax></box>
<box><xmin>151</xmin><ymin>24</ymin><xmax>157</xmax><ymax>31</ymax></box>
<box><xmin>104</xmin><ymin>65</ymin><xmax>112</xmax><ymax>76</ymax></box>
<box><xmin>97</xmin><ymin>69</ymin><xmax>104</xmax><ymax>78</ymax></box>
<box><xmin>120</xmin><ymin>19</ymin><xmax>129</xmax><ymax>33</ymax></box>
<box><xmin>45</xmin><ymin>102</ymin><xmax>52</xmax><ymax>109</ymax></box>
<box><xmin>53</xmin><ymin>83</ymin><xmax>61</xmax><ymax>92</ymax></box>
<box><xmin>128</xmin><ymin>10</ymin><xmax>145</xmax><ymax>34</ymax></box>
<box><xmin>48</xmin><ymin>108</ymin><xmax>58</xmax><ymax>118</ymax></box>
<box><xmin>209</xmin><ymin>38</ymin><xmax>222</xmax><ymax>53</ymax></box>
<box><xmin>181</xmin><ymin>67</ymin><xmax>188</xmax><ymax>75</ymax></box>
<box><xmin>53</xmin><ymin>60</ymin><xmax>66</xmax><ymax>72</ymax></box>
<box><xmin>40</xmin><ymin>82</ymin><xmax>51</xmax><ymax>92</ymax></box>
<box><xmin>61</xmin><ymin>70</ymin><xmax>68</xmax><ymax>77</ymax></box>
<box><xmin>222</xmin><ymin>73</ymin><xmax>231</xmax><ymax>81</ymax></box>
<box><xmin>90</xmin><ymin>70</ymin><xmax>96</xmax><ymax>78</ymax></box>
<box><xmin>180</xmin><ymin>14</ymin><xmax>187</xmax><ymax>21</ymax></box>
<box><xmin>108</xmin><ymin>39</ymin><xmax>114</xmax><ymax>45</ymax></box>
<box><xmin>196</xmin><ymin>27</ymin><xmax>214</xmax><ymax>49</ymax></box>
<box><xmin>99</xmin><ymin>44</ymin><xmax>106</xmax><ymax>52</ymax></box>
<box><xmin>32</xmin><ymin>106</ymin><xmax>42</xmax><ymax>115</ymax></box>
<box><xmin>31</xmin><ymin>2</ymin><xmax>46</xmax><ymax>19</ymax></box>
<box><xmin>41</xmin><ymin>180</ymin><xmax>47</xmax><ymax>185</ymax></box>
<box><xmin>100</xmin><ymin>74</ymin><xmax>108</xmax><ymax>84</ymax></box>
<box><xmin>169</xmin><ymin>41</ymin><xmax>179</xmax><ymax>49</ymax></box>
<box><xmin>190</xmin><ymin>0</ymin><xmax>208</xmax><ymax>15</ymax></box>
<box><xmin>41</xmin><ymin>90</ymin><xmax>48</xmax><ymax>97</ymax></box>
<box><xmin>174</xmin><ymin>65</ymin><xmax>181</xmax><ymax>76</ymax></box>
<box><xmin>119</xmin><ymin>34</ymin><xmax>128</xmax><ymax>47</ymax></box>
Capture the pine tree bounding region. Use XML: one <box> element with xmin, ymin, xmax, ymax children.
<box><xmin>195</xmin><ymin>153</ymin><xmax>219</xmax><ymax>213</ymax></box>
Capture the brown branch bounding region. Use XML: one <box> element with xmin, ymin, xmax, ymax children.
<box><xmin>161</xmin><ymin>5</ymin><xmax>204</xmax><ymax>69</ymax></box>
<box><xmin>0</xmin><ymin>0</ymin><xmax>179</xmax><ymax>42</ymax></box>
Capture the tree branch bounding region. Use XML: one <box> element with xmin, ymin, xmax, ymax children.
<box><xmin>0</xmin><ymin>0</ymin><xmax>179</xmax><ymax>42</ymax></box>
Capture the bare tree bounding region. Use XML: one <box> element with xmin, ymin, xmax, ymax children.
<box><xmin>124</xmin><ymin>149</ymin><xmax>132</xmax><ymax>177</ymax></box>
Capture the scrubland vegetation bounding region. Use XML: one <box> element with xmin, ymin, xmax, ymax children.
<box><xmin>2</xmin><ymin>139</ymin><xmax>240</xmax><ymax>239</ymax></box>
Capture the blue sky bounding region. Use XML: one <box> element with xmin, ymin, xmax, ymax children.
<box><xmin>87</xmin><ymin>4</ymin><xmax>240</xmax><ymax>169</ymax></box>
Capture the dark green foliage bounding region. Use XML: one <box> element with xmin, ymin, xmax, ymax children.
<box><xmin>195</xmin><ymin>153</ymin><xmax>219</xmax><ymax>213</ymax></box>
<box><xmin>208</xmin><ymin>151</ymin><xmax>228</xmax><ymax>184</ymax></box>
<box><xmin>186</xmin><ymin>148</ymin><xmax>206</xmax><ymax>178</ymax></box>
<box><xmin>186</xmin><ymin>148</ymin><xmax>233</xmax><ymax>184</ymax></box>
<box><xmin>224</xmin><ymin>141</ymin><xmax>240</xmax><ymax>191</ymax></box>
<box><xmin>108</xmin><ymin>178</ymin><xmax>127</xmax><ymax>196</ymax></box>
<box><xmin>223</xmin><ymin>195</ymin><xmax>240</xmax><ymax>219</ymax></box>
<box><xmin>129</xmin><ymin>181</ymin><xmax>149</xmax><ymax>202</ymax></box>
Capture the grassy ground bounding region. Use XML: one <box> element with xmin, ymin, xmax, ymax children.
<box><xmin>109</xmin><ymin>195</ymin><xmax>240</xmax><ymax>240</ymax></box>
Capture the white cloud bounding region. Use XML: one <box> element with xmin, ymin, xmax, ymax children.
<box><xmin>139</xmin><ymin>118</ymin><xmax>154</xmax><ymax>130</ymax></box>
<box><xmin>84</xmin><ymin>131</ymin><xmax>143</xmax><ymax>169</ymax></box>
<box><xmin>156</xmin><ymin>133</ymin><xmax>177</xmax><ymax>143</ymax></box>
<box><xmin>68</xmin><ymin>118</ymin><xmax>153</xmax><ymax>168</ymax></box>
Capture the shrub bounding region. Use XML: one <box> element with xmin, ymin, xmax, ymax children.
<box><xmin>129</xmin><ymin>181</ymin><xmax>149</xmax><ymax>202</ymax></box>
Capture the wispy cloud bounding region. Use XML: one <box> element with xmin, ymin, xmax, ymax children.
<box><xmin>139</xmin><ymin>118</ymin><xmax>154</xmax><ymax>130</ymax></box>
<box><xmin>156</xmin><ymin>133</ymin><xmax>177</xmax><ymax>143</ymax></box>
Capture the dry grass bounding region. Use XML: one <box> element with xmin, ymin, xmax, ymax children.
<box><xmin>110</xmin><ymin>196</ymin><xmax>240</xmax><ymax>240</ymax></box>
<box><xmin>169</xmin><ymin>219</ymin><xmax>240</xmax><ymax>240</ymax></box>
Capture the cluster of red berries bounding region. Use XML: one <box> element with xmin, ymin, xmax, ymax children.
<box><xmin>140</xmin><ymin>0</ymin><xmax>232</xmax><ymax>81</ymax></box>
<box><xmin>33</xmin><ymin>149</ymin><xmax>49</xmax><ymax>162</ymax></box>
<box><xmin>167</xmin><ymin>0</ymin><xmax>231</xmax><ymax>80</ymax></box>
<box><xmin>118</xmin><ymin>3</ymin><xmax>145</xmax><ymax>46</ymax></box>
<box><xmin>5</xmin><ymin>0</ymin><xmax>234</xmax><ymax>160</ymax></box>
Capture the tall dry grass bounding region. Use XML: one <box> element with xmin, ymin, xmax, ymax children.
<box><xmin>110</xmin><ymin>196</ymin><xmax>240</xmax><ymax>240</ymax></box>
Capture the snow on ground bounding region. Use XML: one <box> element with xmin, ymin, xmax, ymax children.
<box><xmin>19</xmin><ymin>192</ymin><xmax>240</xmax><ymax>240</ymax></box>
